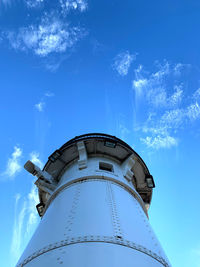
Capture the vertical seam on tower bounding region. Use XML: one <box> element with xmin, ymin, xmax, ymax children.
<box><xmin>135</xmin><ymin>200</ymin><xmax>160</xmax><ymax>254</ymax></box>
<box><xmin>57</xmin><ymin>185</ymin><xmax>81</xmax><ymax>264</ymax></box>
<box><xmin>64</xmin><ymin>184</ymin><xmax>81</xmax><ymax>236</ymax></box>
<box><xmin>106</xmin><ymin>181</ymin><xmax>123</xmax><ymax>239</ymax></box>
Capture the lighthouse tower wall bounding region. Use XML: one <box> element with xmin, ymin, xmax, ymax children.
<box><xmin>17</xmin><ymin>134</ymin><xmax>171</xmax><ymax>267</ymax></box>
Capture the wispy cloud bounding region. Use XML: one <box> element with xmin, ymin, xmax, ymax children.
<box><xmin>140</xmin><ymin>102</ymin><xmax>200</xmax><ymax>149</ymax></box>
<box><xmin>2</xmin><ymin>0</ymin><xmax>43</xmax><ymax>8</ymax></box>
<box><xmin>3</xmin><ymin>0</ymin><xmax>88</xmax><ymax>14</ymax></box>
<box><xmin>45</xmin><ymin>91</ymin><xmax>54</xmax><ymax>97</ymax></box>
<box><xmin>169</xmin><ymin>85</ymin><xmax>183</xmax><ymax>106</ymax></box>
<box><xmin>133</xmin><ymin>79</ymin><xmax>148</xmax><ymax>94</ymax></box>
<box><xmin>140</xmin><ymin>135</ymin><xmax>178</xmax><ymax>150</ymax></box>
<box><xmin>10</xmin><ymin>194</ymin><xmax>27</xmax><ymax>265</ymax></box>
<box><xmin>1</xmin><ymin>0</ymin><xmax>88</xmax><ymax>70</ymax></box>
<box><xmin>193</xmin><ymin>88</ymin><xmax>200</xmax><ymax>100</ymax></box>
<box><xmin>113</xmin><ymin>51</ymin><xmax>136</xmax><ymax>76</ymax></box>
<box><xmin>160</xmin><ymin>108</ymin><xmax>184</xmax><ymax>129</ymax></box>
<box><xmin>132</xmin><ymin>61</ymin><xmax>200</xmax><ymax>149</ymax></box>
<box><xmin>24</xmin><ymin>0</ymin><xmax>44</xmax><ymax>8</ymax></box>
<box><xmin>26</xmin><ymin>185</ymin><xmax>39</xmax><ymax>235</ymax></box>
<box><xmin>10</xmin><ymin>183</ymin><xmax>39</xmax><ymax>265</ymax></box>
<box><xmin>2</xmin><ymin>146</ymin><xmax>22</xmax><ymax>179</ymax></box>
<box><xmin>35</xmin><ymin>90</ymin><xmax>54</xmax><ymax>110</ymax></box>
<box><xmin>152</xmin><ymin>60</ymin><xmax>170</xmax><ymax>79</ymax></box>
<box><xmin>133</xmin><ymin>61</ymin><xmax>185</xmax><ymax>108</ymax></box>
<box><xmin>35</xmin><ymin>101</ymin><xmax>45</xmax><ymax>112</ymax></box>
<box><xmin>5</xmin><ymin>14</ymin><xmax>85</xmax><ymax>57</ymax></box>
<box><xmin>44</xmin><ymin>53</ymin><xmax>71</xmax><ymax>71</ymax></box>
<box><xmin>187</xmin><ymin>102</ymin><xmax>200</xmax><ymax>121</ymax></box>
<box><xmin>26</xmin><ymin>151</ymin><xmax>42</xmax><ymax>234</ymax></box>
<box><xmin>59</xmin><ymin>0</ymin><xmax>88</xmax><ymax>14</ymax></box>
<box><xmin>160</xmin><ymin>103</ymin><xmax>200</xmax><ymax>127</ymax></box>
<box><xmin>10</xmin><ymin>151</ymin><xmax>42</xmax><ymax>263</ymax></box>
<box><xmin>30</xmin><ymin>151</ymin><xmax>43</xmax><ymax>168</ymax></box>
<box><xmin>173</xmin><ymin>63</ymin><xmax>185</xmax><ymax>75</ymax></box>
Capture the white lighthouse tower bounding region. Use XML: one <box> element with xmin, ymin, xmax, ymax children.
<box><xmin>17</xmin><ymin>133</ymin><xmax>171</xmax><ymax>267</ymax></box>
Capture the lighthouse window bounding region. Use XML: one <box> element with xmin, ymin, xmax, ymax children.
<box><xmin>99</xmin><ymin>162</ymin><xmax>113</xmax><ymax>172</ymax></box>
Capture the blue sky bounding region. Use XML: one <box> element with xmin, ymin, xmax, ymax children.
<box><xmin>0</xmin><ymin>0</ymin><xmax>200</xmax><ymax>266</ymax></box>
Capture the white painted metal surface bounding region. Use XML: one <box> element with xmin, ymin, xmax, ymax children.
<box><xmin>17</xmin><ymin>134</ymin><xmax>171</xmax><ymax>267</ymax></box>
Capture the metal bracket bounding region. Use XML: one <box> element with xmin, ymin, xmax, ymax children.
<box><xmin>77</xmin><ymin>141</ymin><xmax>88</xmax><ymax>170</ymax></box>
<box><xmin>122</xmin><ymin>155</ymin><xmax>135</xmax><ymax>182</ymax></box>
<box><xmin>35</xmin><ymin>178</ymin><xmax>56</xmax><ymax>194</ymax></box>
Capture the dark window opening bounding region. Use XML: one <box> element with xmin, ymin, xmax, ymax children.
<box><xmin>104</xmin><ymin>141</ymin><xmax>116</xmax><ymax>148</ymax></box>
<box><xmin>99</xmin><ymin>162</ymin><xmax>113</xmax><ymax>172</ymax></box>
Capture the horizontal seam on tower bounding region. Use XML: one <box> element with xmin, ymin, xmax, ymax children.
<box><xmin>43</xmin><ymin>176</ymin><xmax>148</xmax><ymax>218</ymax></box>
<box><xmin>17</xmin><ymin>236</ymin><xmax>170</xmax><ymax>267</ymax></box>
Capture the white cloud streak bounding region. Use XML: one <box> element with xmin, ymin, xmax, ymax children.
<box><xmin>1</xmin><ymin>0</ymin><xmax>88</xmax><ymax>71</ymax></box>
<box><xmin>141</xmin><ymin>101</ymin><xmax>200</xmax><ymax>149</ymax></box>
<box><xmin>5</xmin><ymin>14</ymin><xmax>86</xmax><ymax>57</ymax></box>
<box><xmin>161</xmin><ymin>103</ymin><xmax>200</xmax><ymax>127</ymax></box>
<box><xmin>59</xmin><ymin>0</ymin><xmax>88</xmax><ymax>13</ymax></box>
<box><xmin>26</xmin><ymin>185</ymin><xmax>39</xmax><ymax>235</ymax></box>
<box><xmin>2</xmin><ymin>146</ymin><xmax>22</xmax><ymax>178</ymax></box>
<box><xmin>10</xmin><ymin>151</ymin><xmax>42</xmax><ymax>263</ymax></box>
<box><xmin>11</xmin><ymin>195</ymin><xmax>27</xmax><ymax>265</ymax></box>
<box><xmin>2</xmin><ymin>0</ymin><xmax>88</xmax><ymax>14</ymax></box>
<box><xmin>133</xmin><ymin>61</ymin><xmax>184</xmax><ymax>108</ymax></box>
<box><xmin>35</xmin><ymin>101</ymin><xmax>45</xmax><ymax>112</ymax></box>
<box><xmin>133</xmin><ymin>78</ymin><xmax>148</xmax><ymax>97</ymax></box>
<box><xmin>30</xmin><ymin>151</ymin><xmax>43</xmax><ymax>168</ymax></box>
<box><xmin>169</xmin><ymin>85</ymin><xmax>183</xmax><ymax>106</ymax></box>
<box><xmin>113</xmin><ymin>51</ymin><xmax>136</xmax><ymax>76</ymax></box>
<box><xmin>173</xmin><ymin>63</ymin><xmax>189</xmax><ymax>76</ymax></box>
<box><xmin>132</xmin><ymin>61</ymin><xmax>200</xmax><ymax>150</ymax></box>
<box><xmin>152</xmin><ymin>61</ymin><xmax>170</xmax><ymax>80</ymax></box>
<box><xmin>45</xmin><ymin>91</ymin><xmax>54</xmax><ymax>97</ymax></box>
<box><xmin>10</xmin><ymin>183</ymin><xmax>39</xmax><ymax>265</ymax></box>
<box><xmin>161</xmin><ymin>108</ymin><xmax>184</xmax><ymax>129</ymax></box>
<box><xmin>25</xmin><ymin>0</ymin><xmax>44</xmax><ymax>8</ymax></box>
<box><xmin>187</xmin><ymin>102</ymin><xmax>200</xmax><ymax>121</ymax></box>
<box><xmin>140</xmin><ymin>135</ymin><xmax>178</xmax><ymax>149</ymax></box>
<box><xmin>193</xmin><ymin>88</ymin><xmax>200</xmax><ymax>100</ymax></box>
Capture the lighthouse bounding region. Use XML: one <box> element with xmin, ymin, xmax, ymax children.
<box><xmin>17</xmin><ymin>133</ymin><xmax>171</xmax><ymax>267</ymax></box>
